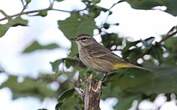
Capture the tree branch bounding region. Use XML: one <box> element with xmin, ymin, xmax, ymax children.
<box><xmin>84</xmin><ymin>74</ymin><xmax>102</xmax><ymax>110</ymax></box>
<box><xmin>0</xmin><ymin>10</ymin><xmax>11</xmax><ymax>20</ymax></box>
<box><xmin>159</xmin><ymin>26</ymin><xmax>177</xmax><ymax>44</ymax></box>
<box><xmin>0</xmin><ymin>6</ymin><xmax>87</xmax><ymax>22</ymax></box>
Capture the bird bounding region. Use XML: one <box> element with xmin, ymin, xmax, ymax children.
<box><xmin>74</xmin><ymin>34</ymin><xmax>146</xmax><ymax>73</ymax></box>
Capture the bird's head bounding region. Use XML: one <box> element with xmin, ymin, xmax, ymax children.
<box><xmin>75</xmin><ymin>34</ymin><xmax>97</xmax><ymax>47</ymax></box>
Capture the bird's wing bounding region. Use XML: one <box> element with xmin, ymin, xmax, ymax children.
<box><xmin>87</xmin><ymin>44</ymin><xmax>146</xmax><ymax>70</ymax></box>
<box><xmin>88</xmin><ymin>44</ymin><xmax>126</xmax><ymax>63</ymax></box>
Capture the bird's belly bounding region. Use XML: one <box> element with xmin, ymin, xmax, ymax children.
<box><xmin>79</xmin><ymin>55</ymin><xmax>93</xmax><ymax>68</ymax></box>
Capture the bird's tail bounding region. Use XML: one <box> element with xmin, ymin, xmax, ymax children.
<box><xmin>113</xmin><ymin>63</ymin><xmax>150</xmax><ymax>71</ymax></box>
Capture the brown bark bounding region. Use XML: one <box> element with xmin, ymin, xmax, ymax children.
<box><xmin>84</xmin><ymin>75</ymin><xmax>102</xmax><ymax>110</ymax></box>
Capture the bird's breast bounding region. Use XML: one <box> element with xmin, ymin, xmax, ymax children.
<box><xmin>79</xmin><ymin>48</ymin><xmax>113</xmax><ymax>72</ymax></box>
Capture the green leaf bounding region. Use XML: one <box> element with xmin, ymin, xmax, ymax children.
<box><xmin>134</xmin><ymin>66</ymin><xmax>177</xmax><ymax>94</ymax></box>
<box><xmin>124</xmin><ymin>40</ymin><xmax>141</xmax><ymax>52</ymax></box>
<box><xmin>9</xmin><ymin>17</ymin><xmax>28</xmax><ymax>27</ymax></box>
<box><xmin>165</xmin><ymin>0</ymin><xmax>177</xmax><ymax>16</ymax></box>
<box><xmin>149</xmin><ymin>43</ymin><xmax>163</xmax><ymax>62</ymax></box>
<box><xmin>22</xmin><ymin>41</ymin><xmax>59</xmax><ymax>53</ymax></box>
<box><xmin>126</xmin><ymin>0</ymin><xmax>162</xmax><ymax>9</ymax></box>
<box><xmin>102</xmin><ymin>66</ymin><xmax>177</xmax><ymax>109</ymax></box>
<box><xmin>56</xmin><ymin>88</ymin><xmax>83</xmax><ymax>110</ymax></box>
<box><xmin>124</xmin><ymin>47</ymin><xmax>142</xmax><ymax>62</ymax></box>
<box><xmin>69</xmin><ymin>42</ymin><xmax>78</xmax><ymax>57</ymax></box>
<box><xmin>105</xmin><ymin>66</ymin><xmax>177</xmax><ymax>95</ymax></box>
<box><xmin>92</xmin><ymin>0</ymin><xmax>101</xmax><ymax>5</ymax></box>
<box><xmin>57</xmin><ymin>88</ymin><xmax>75</xmax><ymax>101</ymax></box>
<box><xmin>38</xmin><ymin>73</ymin><xmax>61</xmax><ymax>83</ymax></box>
<box><xmin>50</xmin><ymin>58</ymin><xmax>85</xmax><ymax>74</ymax></box>
<box><xmin>0</xmin><ymin>24</ymin><xmax>9</xmax><ymax>37</ymax></box>
<box><xmin>102</xmin><ymin>74</ymin><xmax>142</xmax><ymax>110</ymax></box>
<box><xmin>163</xmin><ymin>37</ymin><xmax>177</xmax><ymax>65</ymax></box>
<box><xmin>164</xmin><ymin>37</ymin><xmax>177</xmax><ymax>53</ymax></box>
<box><xmin>58</xmin><ymin>13</ymin><xmax>96</xmax><ymax>39</ymax></box>
<box><xmin>105</xmin><ymin>69</ymin><xmax>153</xmax><ymax>93</ymax></box>
<box><xmin>0</xmin><ymin>75</ymin><xmax>56</xmax><ymax>98</ymax></box>
<box><xmin>126</xmin><ymin>0</ymin><xmax>177</xmax><ymax>16</ymax></box>
<box><xmin>122</xmin><ymin>40</ymin><xmax>141</xmax><ymax>59</ymax></box>
<box><xmin>0</xmin><ymin>17</ymin><xmax>28</xmax><ymax>37</ymax></box>
<box><xmin>25</xmin><ymin>0</ymin><xmax>31</xmax><ymax>4</ymax></box>
<box><xmin>89</xmin><ymin>6</ymin><xmax>107</xmax><ymax>18</ymax></box>
<box><xmin>50</xmin><ymin>59</ymin><xmax>62</xmax><ymax>73</ymax></box>
<box><xmin>38</xmin><ymin>109</ymin><xmax>48</xmax><ymax>110</ymax></box>
<box><xmin>115</xmin><ymin>94</ymin><xmax>141</xmax><ymax>110</ymax></box>
<box><xmin>64</xmin><ymin>58</ymin><xmax>85</xmax><ymax>69</ymax></box>
<box><xmin>36</xmin><ymin>10</ymin><xmax>48</xmax><ymax>17</ymax></box>
<box><xmin>101</xmin><ymin>33</ymin><xmax>122</xmax><ymax>49</ymax></box>
<box><xmin>56</xmin><ymin>0</ymin><xmax>64</xmax><ymax>1</ymax></box>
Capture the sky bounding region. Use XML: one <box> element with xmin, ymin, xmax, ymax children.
<box><xmin>0</xmin><ymin>0</ymin><xmax>177</xmax><ymax>110</ymax></box>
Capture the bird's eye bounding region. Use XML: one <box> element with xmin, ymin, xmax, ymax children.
<box><xmin>80</xmin><ymin>37</ymin><xmax>87</xmax><ymax>41</ymax></box>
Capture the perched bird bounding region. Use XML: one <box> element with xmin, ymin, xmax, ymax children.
<box><xmin>75</xmin><ymin>34</ymin><xmax>146</xmax><ymax>73</ymax></box>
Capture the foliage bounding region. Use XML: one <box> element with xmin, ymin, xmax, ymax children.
<box><xmin>55</xmin><ymin>88</ymin><xmax>83</xmax><ymax>110</ymax></box>
<box><xmin>0</xmin><ymin>0</ymin><xmax>177</xmax><ymax>110</ymax></box>
<box><xmin>0</xmin><ymin>17</ymin><xmax>28</xmax><ymax>37</ymax></box>
<box><xmin>125</xmin><ymin>0</ymin><xmax>177</xmax><ymax>16</ymax></box>
<box><xmin>0</xmin><ymin>74</ymin><xmax>57</xmax><ymax>99</ymax></box>
<box><xmin>22</xmin><ymin>41</ymin><xmax>59</xmax><ymax>53</ymax></box>
<box><xmin>58</xmin><ymin>13</ymin><xmax>96</xmax><ymax>39</ymax></box>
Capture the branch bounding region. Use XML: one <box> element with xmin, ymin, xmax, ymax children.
<box><xmin>0</xmin><ymin>10</ymin><xmax>11</xmax><ymax>20</ymax></box>
<box><xmin>0</xmin><ymin>6</ymin><xmax>87</xmax><ymax>22</ymax></box>
<box><xmin>138</xmin><ymin>26</ymin><xmax>177</xmax><ymax>59</ymax></box>
<box><xmin>159</xmin><ymin>26</ymin><xmax>177</xmax><ymax>44</ymax></box>
<box><xmin>84</xmin><ymin>74</ymin><xmax>102</xmax><ymax>110</ymax></box>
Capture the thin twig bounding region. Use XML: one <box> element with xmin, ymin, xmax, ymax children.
<box><xmin>159</xmin><ymin>26</ymin><xmax>177</xmax><ymax>44</ymax></box>
<box><xmin>19</xmin><ymin>2</ymin><xmax>29</xmax><ymax>16</ymax></box>
<box><xmin>102</xmin><ymin>0</ymin><xmax>123</xmax><ymax>29</ymax></box>
<box><xmin>20</xmin><ymin>0</ymin><xmax>25</xmax><ymax>7</ymax></box>
<box><xmin>49</xmin><ymin>0</ymin><xmax>54</xmax><ymax>9</ymax></box>
<box><xmin>0</xmin><ymin>10</ymin><xmax>11</xmax><ymax>20</ymax></box>
<box><xmin>139</xmin><ymin>26</ymin><xmax>177</xmax><ymax>59</ymax></box>
<box><xmin>0</xmin><ymin>7</ymin><xmax>87</xmax><ymax>22</ymax></box>
<box><xmin>108</xmin><ymin>0</ymin><xmax>124</xmax><ymax>10</ymax></box>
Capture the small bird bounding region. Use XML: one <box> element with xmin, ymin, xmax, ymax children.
<box><xmin>75</xmin><ymin>34</ymin><xmax>146</xmax><ymax>73</ymax></box>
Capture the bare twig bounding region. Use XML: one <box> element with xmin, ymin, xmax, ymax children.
<box><xmin>159</xmin><ymin>26</ymin><xmax>177</xmax><ymax>44</ymax></box>
<box><xmin>102</xmin><ymin>0</ymin><xmax>123</xmax><ymax>29</ymax></box>
<box><xmin>0</xmin><ymin>10</ymin><xmax>11</xmax><ymax>20</ymax></box>
<box><xmin>19</xmin><ymin>2</ymin><xmax>29</xmax><ymax>16</ymax></box>
<box><xmin>0</xmin><ymin>6</ymin><xmax>87</xmax><ymax>22</ymax></box>
<box><xmin>20</xmin><ymin>0</ymin><xmax>25</xmax><ymax>7</ymax></box>
<box><xmin>49</xmin><ymin>0</ymin><xmax>54</xmax><ymax>9</ymax></box>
